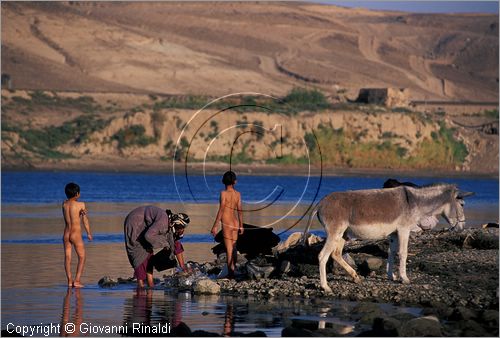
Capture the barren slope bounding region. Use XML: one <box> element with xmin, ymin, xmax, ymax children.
<box><xmin>1</xmin><ymin>2</ymin><xmax>498</xmax><ymax>101</ymax></box>
<box><xmin>2</xmin><ymin>88</ymin><xmax>497</xmax><ymax>174</ymax></box>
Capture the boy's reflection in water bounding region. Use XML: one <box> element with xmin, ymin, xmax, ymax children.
<box><xmin>60</xmin><ymin>288</ymin><xmax>83</xmax><ymax>337</ymax></box>
<box><xmin>223</xmin><ymin>303</ymin><xmax>235</xmax><ymax>336</ymax></box>
<box><xmin>120</xmin><ymin>290</ymin><xmax>252</xmax><ymax>337</ymax></box>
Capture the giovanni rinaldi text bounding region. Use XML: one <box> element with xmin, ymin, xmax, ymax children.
<box><xmin>6</xmin><ymin>322</ymin><xmax>171</xmax><ymax>336</ymax></box>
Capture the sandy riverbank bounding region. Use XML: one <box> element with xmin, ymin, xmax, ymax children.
<box><xmin>3</xmin><ymin>161</ymin><xmax>498</xmax><ymax>179</ymax></box>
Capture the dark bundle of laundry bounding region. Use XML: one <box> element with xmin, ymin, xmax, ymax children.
<box><xmin>212</xmin><ymin>223</ymin><xmax>280</xmax><ymax>259</ymax></box>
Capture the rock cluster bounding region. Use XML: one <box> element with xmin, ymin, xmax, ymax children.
<box><xmin>216</xmin><ymin>228</ymin><xmax>498</xmax><ymax>336</ymax></box>
<box><xmin>98</xmin><ymin>276</ymin><xmax>161</xmax><ymax>288</ymax></box>
<box><xmin>193</xmin><ymin>278</ymin><xmax>221</xmax><ymax>295</ymax></box>
<box><xmin>100</xmin><ymin>228</ymin><xmax>498</xmax><ymax>336</ymax></box>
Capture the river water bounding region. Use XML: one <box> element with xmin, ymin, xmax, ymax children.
<box><xmin>2</xmin><ymin>171</ymin><xmax>498</xmax><ymax>336</ymax></box>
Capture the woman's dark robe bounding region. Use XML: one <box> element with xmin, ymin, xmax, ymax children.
<box><xmin>124</xmin><ymin>205</ymin><xmax>175</xmax><ymax>269</ymax></box>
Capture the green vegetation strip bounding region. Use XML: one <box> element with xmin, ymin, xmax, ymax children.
<box><xmin>148</xmin><ymin>87</ymin><xmax>332</xmax><ymax>115</ymax></box>
<box><xmin>112</xmin><ymin>125</ymin><xmax>156</xmax><ymax>149</ymax></box>
<box><xmin>6</xmin><ymin>91</ymin><xmax>103</xmax><ymax>114</ymax></box>
<box><xmin>293</xmin><ymin>122</ymin><xmax>469</xmax><ymax>169</ymax></box>
<box><xmin>2</xmin><ymin>114</ymin><xmax>110</xmax><ymax>159</ymax></box>
<box><xmin>1</xmin><ymin>88</ymin><xmax>472</xmax><ymax>169</ymax></box>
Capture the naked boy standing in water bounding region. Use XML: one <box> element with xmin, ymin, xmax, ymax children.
<box><xmin>62</xmin><ymin>182</ymin><xmax>93</xmax><ymax>288</ymax></box>
<box><xmin>211</xmin><ymin>171</ymin><xmax>244</xmax><ymax>278</ymax></box>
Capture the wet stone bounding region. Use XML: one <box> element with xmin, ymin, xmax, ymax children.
<box><xmin>194</xmin><ymin>278</ymin><xmax>221</xmax><ymax>295</ymax></box>
<box><xmin>98</xmin><ymin>276</ymin><xmax>118</xmax><ymax>288</ymax></box>
<box><xmin>458</xmin><ymin>319</ymin><xmax>490</xmax><ymax>337</ymax></box>
<box><xmin>240</xmin><ymin>331</ymin><xmax>267</xmax><ymax>337</ymax></box>
<box><xmin>449</xmin><ymin>306</ymin><xmax>479</xmax><ymax>321</ymax></box>
<box><xmin>480</xmin><ymin>309</ymin><xmax>499</xmax><ymax>331</ymax></box>
<box><xmin>371</xmin><ymin>316</ymin><xmax>402</xmax><ymax>336</ymax></box>
<box><xmin>282</xmin><ymin>326</ymin><xmax>315</xmax><ymax>337</ymax></box>
<box><xmin>399</xmin><ymin>316</ymin><xmax>443</xmax><ymax>337</ymax></box>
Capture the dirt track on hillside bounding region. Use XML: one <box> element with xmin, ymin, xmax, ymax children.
<box><xmin>2</xmin><ymin>2</ymin><xmax>498</xmax><ymax>101</ymax></box>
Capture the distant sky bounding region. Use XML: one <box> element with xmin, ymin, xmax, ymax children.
<box><xmin>313</xmin><ymin>1</ymin><xmax>499</xmax><ymax>14</ymax></box>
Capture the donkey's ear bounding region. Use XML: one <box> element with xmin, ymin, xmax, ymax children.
<box><xmin>457</xmin><ymin>190</ymin><xmax>475</xmax><ymax>199</ymax></box>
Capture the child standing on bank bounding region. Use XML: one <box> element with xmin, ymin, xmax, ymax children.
<box><xmin>62</xmin><ymin>182</ymin><xmax>93</xmax><ymax>288</ymax></box>
<box><xmin>211</xmin><ymin>171</ymin><xmax>244</xmax><ymax>278</ymax></box>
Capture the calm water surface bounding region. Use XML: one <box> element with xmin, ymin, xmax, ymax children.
<box><xmin>2</xmin><ymin>171</ymin><xmax>498</xmax><ymax>336</ymax></box>
<box><xmin>2</xmin><ymin>171</ymin><xmax>498</xmax><ymax>206</ymax></box>
<box><xmin>2</xmin><ymin>243</ymin><xmax>422</xmax><ymax>336</ymax></box>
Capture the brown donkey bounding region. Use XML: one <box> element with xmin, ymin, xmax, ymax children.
<box><xmin>303</xmin><ymin>184</ymin><xmax>472</xmax><ymax>293</ymax></box>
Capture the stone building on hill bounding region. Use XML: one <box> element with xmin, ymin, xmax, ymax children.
<box><xmin>357</xmin><ymin>88</ymin><xmax>409</xmax><ymax>107</ymax></box>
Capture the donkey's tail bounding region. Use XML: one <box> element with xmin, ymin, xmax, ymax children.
<box><xmin>301</xmin><ymin>203</ymin><xmax>320</xmax><ymax>246</ymax></box>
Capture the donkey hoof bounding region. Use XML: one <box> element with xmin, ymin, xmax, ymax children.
<box><xmin>322</xmin><ymin>286</ymin><xmax>333</xmax><ymax>294</ymax></box>
<box><xmin>353</xmin><ymin>276</ymin><xmax>363</xmax><ymax>284</ymax></box>
<box><xmin>401</xmin><ymin>278</ymin><xmax>410</xmax><ymax>284</ymax></box>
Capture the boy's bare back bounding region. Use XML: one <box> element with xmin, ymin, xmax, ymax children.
<box><xmin>62</xmin><ymin>199</ymin><xmax>92</xmax><ymax>244</ymax></box>
<box><xmin>62</xmin><ymin>182</ymin><xmax>92</xmax><ymax>287</ymax></box>
<box><xmin>220</xmin><ymin>190</ymin><xmax>241</xmax><ymax>226</ymax></box>
<box><xmin>210</xmin><ymin>171</ymin><xmax>243</xmax><ymax>278</ymax></box>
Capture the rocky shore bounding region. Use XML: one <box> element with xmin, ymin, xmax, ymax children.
<box><xmin>212</xmin><ymin>229</ymin><xmax>498</xmax><ymax>336</ymax></box>
<box><xmin>99</xmin><ymin>228</ymin><xmax>498</xmax><ymax>336</ymax></box>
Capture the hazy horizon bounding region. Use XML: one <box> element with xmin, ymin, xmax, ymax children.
<box><xmin>315</xmin><ymin>1</ymin><xmax>499</xmax><ymax>14</ymax></box>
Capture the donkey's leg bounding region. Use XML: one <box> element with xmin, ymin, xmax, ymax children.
<box><xmin>318</xmin><ymin>238</ymin><xmax>336</xmax><ymax>293</ymax></box>
<box><xmin>397</xmin><ymin>229</ymin><xmax>411</xmax><ymax>284</ymax></box>
<box><xmin>331</xmin><ymin>237</ymin><xmax>362</xmax><ymax>284</ymax></box>
<box><xmin>386</xmin><ymin>232</ymin><xmax>398</xmax><ymax>281</ymax></box>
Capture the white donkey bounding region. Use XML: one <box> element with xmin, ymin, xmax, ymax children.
<box><xmin>303</xmin><ymin>184</ymin><xmax>472</xmax><ymax>293</ymax></box>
